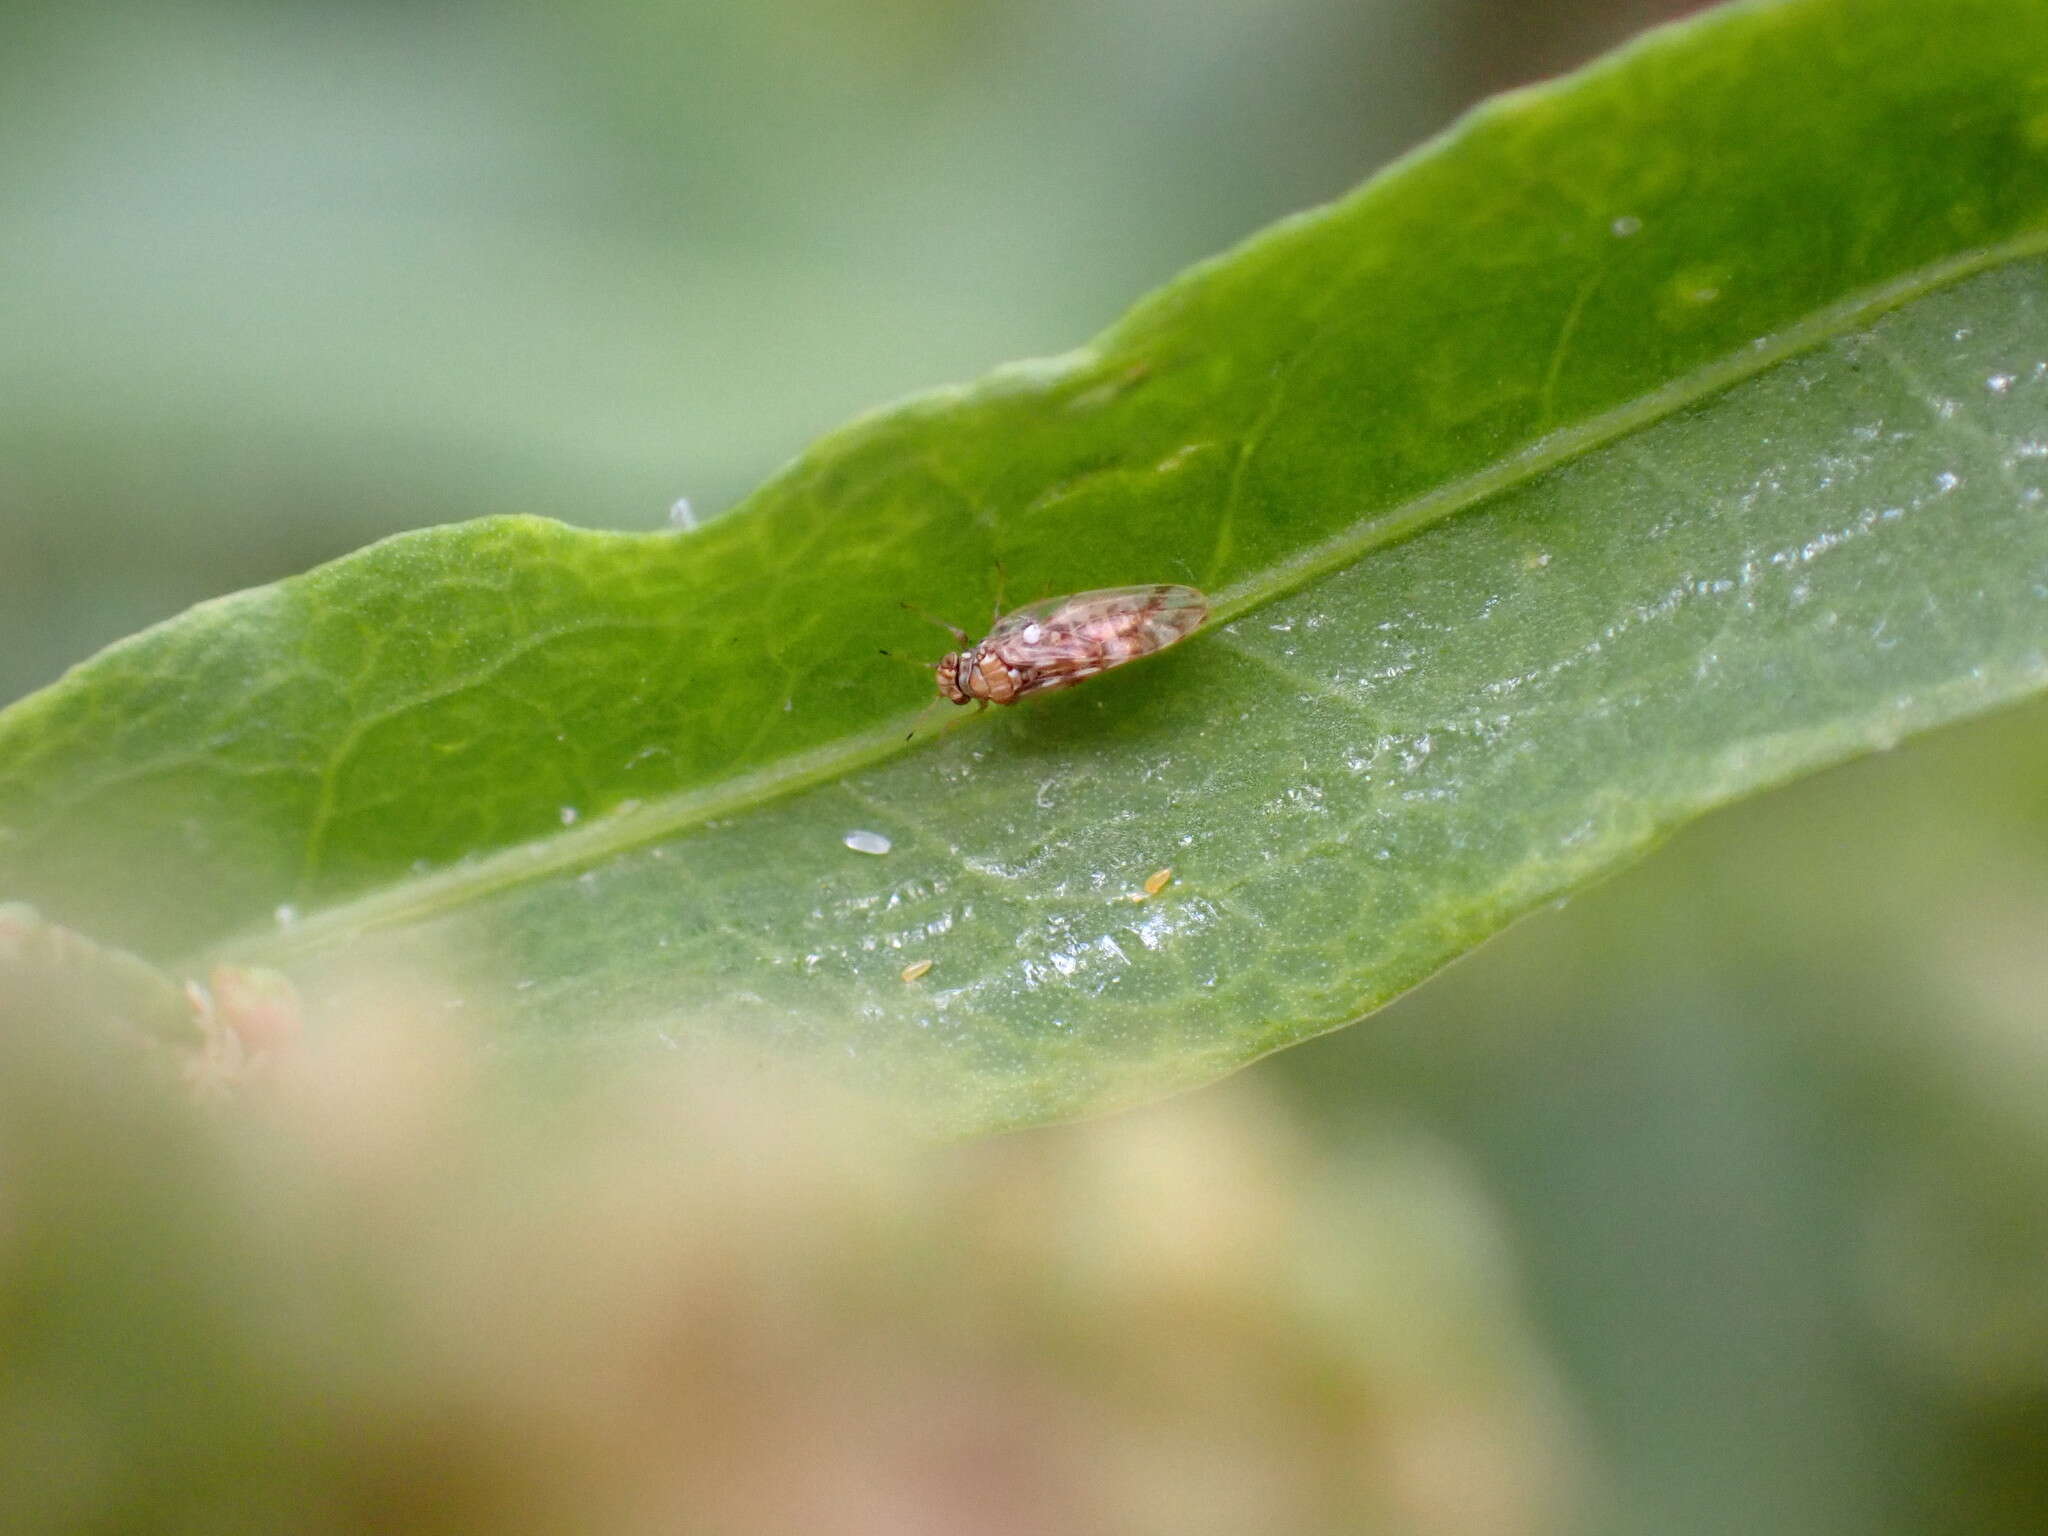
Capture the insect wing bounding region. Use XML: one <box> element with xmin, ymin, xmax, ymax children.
<box><xmin>987</xmin><ymin>584</ymin><xmax>1208</xmax><ymax>694</ymax></box>
<box><xmin>986</xmin><ymin>585</ymin><xmax>1206</xmax><ymax>650</ymax></box>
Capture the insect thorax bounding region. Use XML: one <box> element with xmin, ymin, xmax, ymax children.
<box><xmin>970</xmin><ymin>648</ymin><xmax>1023</xmax><ymax>704</ymax></box>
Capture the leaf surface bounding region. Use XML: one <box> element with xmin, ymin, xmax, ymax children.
<box><xmin>4</xmin><ymin>0</ymin><xmax>2048</xmax><ymax>1130</ymax></box>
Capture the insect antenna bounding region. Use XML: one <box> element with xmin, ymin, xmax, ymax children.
<box><xmin>898</xmin><ymin>600</ymin><xmax>970</xmax><ymax>644</ymax></box>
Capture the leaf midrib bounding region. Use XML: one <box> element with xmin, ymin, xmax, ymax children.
<box><xmin>210</xmin><ymin>232</ymin><xmax>2048</xmax><ymax>970</ymax></box>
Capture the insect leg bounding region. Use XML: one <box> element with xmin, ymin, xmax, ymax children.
<box><xmin>902</xmin><ymin>693</ymin><xmax>947</xmax><ymax>741</ymax></box>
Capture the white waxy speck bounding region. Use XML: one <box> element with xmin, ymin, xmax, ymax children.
<box><xmin>668</xmin><ymin>497</ymin><xmax>697</xmax><ymax>529</ymax></box>
<box><xmin>559</xmin><ymin>806</ymin><xmax>579</xmax><ymax>826</ymax></box>
<box><xmin>843</xmin><ymin>829</ymin><xmax>892</xmax><ymax>856</ymax></box>
<box><xmin>274</xmin><ymin>904</ymin><xmax>298</xmax><ymax>930</ymax></box>
<box><xmin>1022</xmin><ymin>623</ymin><xmax>1043</xmax><ymax>643</ymax></box>
<box><xmin>1989</xmin><ymin>373</ymin><xmax>2016</xmax><ymax>395</ymax></box>
<box><xmin>1610</xmin><ymin>214</ymin><xmax>1642</xmax><ymax>237</ymax></box>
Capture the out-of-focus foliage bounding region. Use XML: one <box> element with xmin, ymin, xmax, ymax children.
<box><xmin>0</xmin><ymin>996</ymin><xmax>1579</xmax><ymax>1536</ymax></box>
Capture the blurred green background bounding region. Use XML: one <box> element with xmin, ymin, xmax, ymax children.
<box><xmin>7</xmin><ymin>0</ymin><xmax>2048</xmax><ymax>1532</ymax></box>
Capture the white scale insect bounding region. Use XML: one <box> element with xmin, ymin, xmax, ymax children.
<box><xmin>914</xmin><ymin>584</ymin><xmax>1209</xmax><ymax>708</ymax></box>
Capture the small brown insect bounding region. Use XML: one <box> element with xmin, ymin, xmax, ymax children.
<box><xmin>901</xmin><ymin>958</ymin><xmax>934</xmax><ymax>983</ymax></box>
<box><xmin>927</xmin><ymin>584</ymin><xmax>1209</xmax><ymax>707</ymax></box>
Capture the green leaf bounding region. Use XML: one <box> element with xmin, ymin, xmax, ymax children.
<box><xmin>4</xmin><ymin>0</ymin><xmax>2048</xmax><ymax>1132</ymax></box>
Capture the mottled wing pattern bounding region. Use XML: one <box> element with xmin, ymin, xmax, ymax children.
<box><xmin>986</xmin><ymin>584</ymin><xmax>1208</xmax><ymax>697</ymax></box>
